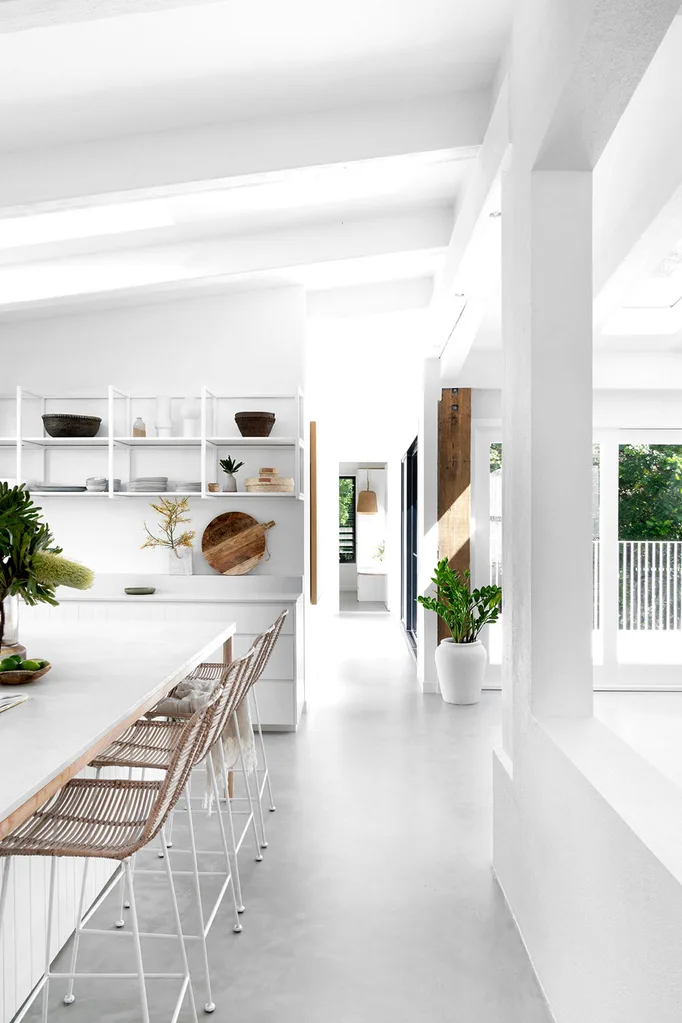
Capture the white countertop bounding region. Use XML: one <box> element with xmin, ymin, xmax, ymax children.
<box><xmin>0</xmin><ymin>620</ymin><xmax>235</xmax><ymax>837</ymax></box>
<box><xmin>53</xmin><ymin>574</ymin><xmax>303</xmax><ymax>603</ymax></box>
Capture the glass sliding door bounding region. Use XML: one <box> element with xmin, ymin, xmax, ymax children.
<box><xmin>401</xmin><ymin>438</ymin><xmax>418</xmax><ymax>649</ymax></box>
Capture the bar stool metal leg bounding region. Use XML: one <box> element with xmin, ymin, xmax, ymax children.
<box><xmin>206</xmin><ymin>755</ymin><xmax>246</xmax><ymax>925</ymax></box>
<box><xmin>233</xmin><ymin>712</ymin><xmax>265</xmax><ymax>857</ymax></box>
<box><xmin>63</xmin><ymin>858</ymin><xmax>91</xmax><ymax>1004</ymax></box>
<box><xmin>184</xmin><ymin>782</ymin><xmax>215</xmax><ymax>1013</ymax></box>
<box><xmin>250</xmin><ymin>688</ymin><xmax>276</xmax><ymax>811</ymax></box>
<box><xmin>124</xmin><ymin>853</ymin><xmax>152</xmax><ymax>1023</ymax></box>
<box><xmin>0</xmin><ymin>857</ymin><xmax>12</xmax><ymax>940</ymax></box>
<box><xmin>159</xmin><ymin>830</ymin><xmax>198</xmax><ymax>1023</ymax></box>
<box><xmin>216</xmin><ymin>743</ymin><xmax>246</xmax><ymax>911</ymax></box>
<box><xmin>41</xmin><ymin>858</ymin><xmax>57</xmax><ymax>1023</ymax></box>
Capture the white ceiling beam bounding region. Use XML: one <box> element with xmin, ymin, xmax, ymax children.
<box><xmin>593</xmin><ymin>17</ymin><xmax>682</xmax><ymax>322</ymax></box>
<box><xmin>518</xmin><ymin>0</ymin><xmax>680</xmax><ymax>171</ymax></box>
<box><xmin>0</xmin><ymin>0</ymin><xmax>213</xmax><ymax>33</ymax></box>
<box><xmin>0</xmin><ymin>92</ymin><xmax>488</xmax><ymax>213</ymax></box>
<box><xmin>0</xmin><ymin>205</ymin><xmax>450</xmax><ymax>311</ymax></box>
<box><xmin>425</xmin><ymin>78</ymin><xmax>508</xmax><ymax>360</ymax></box>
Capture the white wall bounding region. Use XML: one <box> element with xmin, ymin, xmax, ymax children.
<box><xmin>488</xmin><ymin>4</ymin><xmax>682</xmax><ymax>1021</ymax></box>
<box><xmin>307</xmin><ymin>309</ymin><xmax>422</xmax><ymax>613</ymax></box>
<box><xmin>2</xmin><ymin>286</ymin><xmax>306</xmax><ymax>577</ymax></box>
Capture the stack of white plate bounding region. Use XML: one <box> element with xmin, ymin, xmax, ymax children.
<box><xmin>28</xmin><ymin>483</ymin><xmax>86</xmax><ymax>493</ymax></box>
<box><xmin>173</xmin><ymin>481</ymin><xmax>201</xmax><ymax>493</ymax></box>
<box><xmin>86</xmin><ymin>477</ymin><xmax>121</xmax><ymax>492</ymax></box>
<box><xmin>128</xmin><ymin>477</ymin><xmax>168</xmax><ymax>492</ymax></box>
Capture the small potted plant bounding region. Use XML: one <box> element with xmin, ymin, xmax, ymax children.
<box><xmin>142</xmin><ymin>497</ymin><xmax>196</xmax><ymax>575</ymax></box>
<box><xmin>418</xmin><ymin>558</ymin><xmax>502</xmax><ymax>704</ymax></box>
<box><xmin>220</xmin><ymin>456</ymin><xmax>244</xmax><ymax>493</ymax></box>
<box><xmin>0</xmin><ymin>483</ymin><xmax>94</xmax><ymax>659</ymax></box>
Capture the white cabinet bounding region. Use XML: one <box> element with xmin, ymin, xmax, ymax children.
<box><xmin>25</xmin><ymin>595</ymin><xmax>305</xmax><ymax>730</ymax></box>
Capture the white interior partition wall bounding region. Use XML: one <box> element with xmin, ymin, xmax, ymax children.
<box><xmin>492</xmin><ymin>4</ymin><xmax>682</xmax><ymax>1022</ymax></box>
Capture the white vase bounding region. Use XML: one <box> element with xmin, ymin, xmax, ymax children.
<box><xmin>169</xmin><ymin>546</ymin><xmax>193</xmax><ymax>576</ymax></box>
<box><xmin>223</xmin><ymin>474</ymin><xmax>238</xmax><ymax>493</ymax></box>
<box><xmin>0</xmin><ymin>595</ymin><xmax>25</xmax><ymax>658</ymax></box>
<box><xmin>434</xmin><ymin>638</ymin><xmax>487</xmax><ymax>705</ymax></box>
<box><xmin>180</xmin><ymin>396</ymin><xmax>199</xmax><ymax>437</ymax></box>
<box><xmin>155</xmin><ymin>395</ymin><xmax>173</xmax><ymax>438</ymax></box>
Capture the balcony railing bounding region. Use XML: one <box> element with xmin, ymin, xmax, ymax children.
<box><xmin>616</xmin><ymin>540</ymin><xmax>682</xmax><ymax>630</ymax></box>
<box><xmin>492</xmin><ymin>540</ymin><xmax>682</xmax><ymax>630</ymax></box>
<box><xmin>592</xmin><ymin>540</ymin><xmax>682</xmax><ymax>630</ymax></box>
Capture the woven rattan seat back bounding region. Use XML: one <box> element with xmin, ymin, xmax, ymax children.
<box><xmin>137</xmin><ymin>689</ymin><xmax>219</xmax><ymax>848</ymax></box>
<box><xmin>190</xmin><ymin>649</ymin><xmax>258</xmax><ymax>766</ymax></box>
<box><xmin>244</xmin><ymin>610</ymin><xmax>288</xmax><ymax>696</ymax></box>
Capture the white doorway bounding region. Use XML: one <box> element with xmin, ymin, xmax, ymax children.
<box><xmin>338</xmin><ymin>462</ymin><xmax>389</xmax><ymax>614</ymax></box>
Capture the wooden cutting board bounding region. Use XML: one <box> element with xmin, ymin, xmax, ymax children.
<box><xmin>202</xmin><ymin>512</ymin><xmax>275</xmax><ymax>576</ymax></box>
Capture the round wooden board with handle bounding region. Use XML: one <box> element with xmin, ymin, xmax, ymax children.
<box><xmin>202</xmin><ymin>512</ymin><xmax>275</xmax><ymax>576</ymax></box>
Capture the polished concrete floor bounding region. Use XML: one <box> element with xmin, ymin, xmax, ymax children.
<box><xmin>338</xmin><ymin>591</ymin><xmax>388</xmax><ymax>614</ymax></box>
<box><xmin>32</xmin><ymin>611</ymin><xmax>551</xmax><ymax>1023</ymax></box>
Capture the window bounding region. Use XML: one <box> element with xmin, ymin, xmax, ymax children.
<box><xmin>339</xmin><ymin>476</ymin><xmax>356</xmax><ymax>563</ymax></box>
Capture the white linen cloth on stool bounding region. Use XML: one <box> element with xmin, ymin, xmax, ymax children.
<box><xmin>151</xmin><ymin>676</ymin><xmax>258</xmax><ymax>806</ymax></box>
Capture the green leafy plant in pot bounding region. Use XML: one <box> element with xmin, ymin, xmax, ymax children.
<box><xmin>219</xmin><ymin>456</ymin><xmax>244</xmax><ymax>493</ymax></box>
<box><xmin>418</xmin><ymin>558</ymin><xmax>502</xmax><ymax>704</ymax></box>
<box><xmin>0</xmin><ymin>483</ymin><xmax>95</xmax><ymax>658</ymax></box>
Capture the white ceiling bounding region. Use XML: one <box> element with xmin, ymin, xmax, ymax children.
<box><xmin>0</xmin><ymin>152</ymin><xmax>461</xmax><ymax>314</ymax></box>
<box><xmin>0</xmin><ymin>0</ymin><xmax>512</xmax><ymax>151</ymax></box>
<box><xmin>0</xmin><ymin>151</ymin><xmax>466</xmax><ymax>265</ymax></box>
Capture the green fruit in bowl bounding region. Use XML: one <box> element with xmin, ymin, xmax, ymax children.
<box><xmin>0</xmin><ymin>658</ymin><xmax>17</xmax><ymax>671</ymax></box>
<box><xmin>20</xmin><ymin>659</ymin><xmax>42</xmax><ymax>672</ymax></box>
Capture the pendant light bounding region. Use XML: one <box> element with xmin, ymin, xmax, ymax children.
<box><xmin>357</xmin><ymin>468</ymin><xmax>378</xmax><ymax>515</ymax></box>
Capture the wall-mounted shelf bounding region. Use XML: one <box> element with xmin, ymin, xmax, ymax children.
<box><xmin>1</xmin><ymin>385</ymin><xmax>307</xmax><ymax>501</ymax></box>
<box><xmin>114</xmin><ymin>436</ymin><xmax>201</xmax><ymax>447</ymax></box>
<box><xmin>206</xmin><ymin>436</ymin><xmax>298</xmax><ymax>447</ymax></box>
<box><xmin>23</xmin><ymin>437</ymin><xmax>110</xmax><ymax>447</ymax></box>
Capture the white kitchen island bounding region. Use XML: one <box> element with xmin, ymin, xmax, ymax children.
<box><xmin>24</xmin><ymin>574</ymin><xmax>305</xmax><ymax>732</ymax></box>
<box><xmin>0</xmin><ymin>619</ymin><xmax>236</xmax><ymax>1023</ymax></box>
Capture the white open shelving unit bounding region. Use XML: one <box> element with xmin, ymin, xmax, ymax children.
<box><xmin>0</xmin><ymin>386</ymin><xmax>306</xmax><ymax>500</ymax></box>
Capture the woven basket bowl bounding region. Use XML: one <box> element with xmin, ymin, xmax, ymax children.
<box><xmin>234</xmin><ymin>412</ymin><xmax>276</xmax><ymax>438</ymax></box>
<box><xmin>42</xmin><ymin>414</ymin><xmax>102</xmax><ymax>438</ymax></box>
<box><xmin>0</xmin><ymin>662</ymin><xmax>51</xmax><ymax>685</ymax></box>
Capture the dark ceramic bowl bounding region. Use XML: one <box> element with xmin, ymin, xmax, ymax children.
<box><xmin>234</xmin><ymin>412</ymin><xmax>276</xmax><ymax>438</ymax></box>
<box><xmin>42</xmin><ymin>414</ymin><xmax>102</xmax><ymax>438</ymax></box>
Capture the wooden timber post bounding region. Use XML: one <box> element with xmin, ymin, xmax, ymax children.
<box><xmin>437</xmin><ymin>387</ymin><xmax>472</xmax><ymax>641</ymax></box>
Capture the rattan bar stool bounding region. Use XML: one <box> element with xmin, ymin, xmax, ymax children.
<box><xmin>0</xmin><ymin>689</ymin><xmax>216</xmax><ymax>1023</ymax></box>
<box><xmin>77</xmin><ymin>648</ymin><xmax>259</xmax><ymax>1015</ymax></box>
<box><xmin>176</xmin><ymin>610</ymin><xmax>288</xmax><ymax>856</ymax></box>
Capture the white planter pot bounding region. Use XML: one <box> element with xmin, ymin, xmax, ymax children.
<box><xmin>223</xmin><ymin>474</ymin><xmax>238</xmax><ymax>493</ymax></box>
<box><xmin>169</xmin><ymin>546</ymin><xmax>193</xmax><ymax>576</ymax></box>
<box><xmin>434</xmin><ymin>638</ymin><xmax>487</xmax><ymax>705</ymax></box>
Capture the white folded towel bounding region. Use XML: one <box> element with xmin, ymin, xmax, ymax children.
<box><xmin>150</xmin><ymin>677</ymin><xmax>257</xmax><ymax>809</ymax></box>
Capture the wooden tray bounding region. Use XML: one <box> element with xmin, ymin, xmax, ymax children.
<box><xmin>202</xmin><ymin>512</ymin><xmax>275</xmax><ymax>575</ymax></box>
<box><xmin>0</xmin><ymin>663</ymin><xmax>51</xmax><ymax>685</ymax></box>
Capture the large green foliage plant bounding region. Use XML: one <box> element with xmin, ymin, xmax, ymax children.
<box><xmin>0</xmin><ymin>483</ymin><xmax>94</xmax><ymax>647</ymax></box>
<box><xmin>418</xmin><ymin>558</ymin><xmax>502</xmax><ymax>643</ymax></box>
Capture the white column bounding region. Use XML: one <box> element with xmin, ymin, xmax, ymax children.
<box><xmin>416</xmin><ymin>357</ymin><xmax>440</xmax><ymax>693</ymax></box>
<box><xmin>598</xmin><ymin>431</ymin><xmax>620</xmax><ymax>682</ymax></box>
<box><xmin>503</xmin><ymin>166</ymin><xmax>594</xmax><ymax>724</ymax></box>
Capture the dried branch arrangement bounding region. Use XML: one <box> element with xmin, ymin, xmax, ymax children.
<box><xmin>141</xmin><ymin>497</ymin><xmax>196</xmax><ymax>553</ymax></box>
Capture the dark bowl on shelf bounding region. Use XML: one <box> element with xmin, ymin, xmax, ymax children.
<box><xmin>234</xmin><ymin>412</ymin><xmax>276</xmax><ymax>438</ymax></box>
<box><xmin>42</xmin><ymin>414</ymin><xmax>102</xmax><ymax>438</ymax></box>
